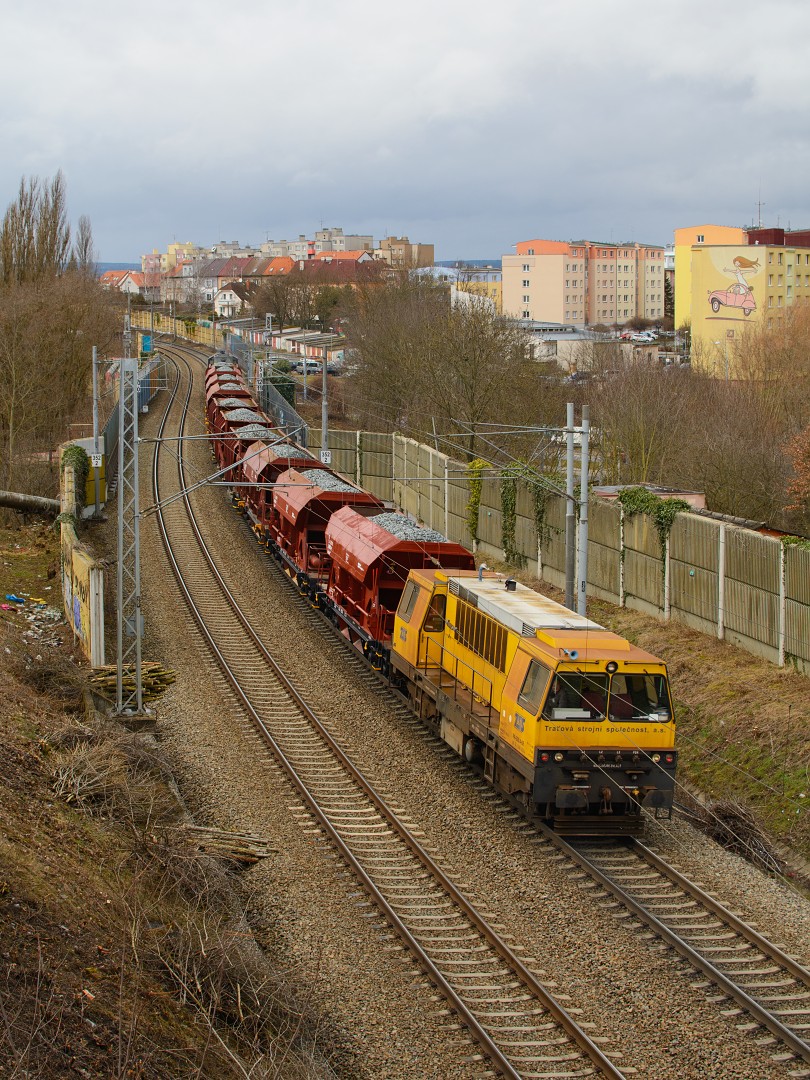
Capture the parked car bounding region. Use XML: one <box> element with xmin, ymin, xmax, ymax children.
<box><xmin>293</xmin><ymin>358</ymin><xmax>323</xmax><ymax>374</ymax></box>
<box><xmin>708</xmin><ymin>283</ymin><xmax>756</xmax><ymax>316</ymax></box>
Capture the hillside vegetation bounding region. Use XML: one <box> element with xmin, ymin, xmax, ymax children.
<box><xmin>0</xmin><ymin>522</ymin><xmax>342</xmax><ymax>1078</ymax></box>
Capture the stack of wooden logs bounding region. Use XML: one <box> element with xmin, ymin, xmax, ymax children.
<box><xmin>88</xmin><ymin>661</ymin><xmax>175</xmax><ymax>702</ymax></box>
<box><xmin>179</xmin><ymin>824</ymin><xmax>277</xmax><ymax>866</ymax></box>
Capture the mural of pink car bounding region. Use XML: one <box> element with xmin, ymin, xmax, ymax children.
<box><xmin>708</xmin><ymin>283</ymin><xmax>756</xmax><ymax>315</ymax></box>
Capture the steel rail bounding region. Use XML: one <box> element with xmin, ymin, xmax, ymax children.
<box><xmin>151</xmin><ymin>346</ymin><xmax>627</xmax><ymax>1080</ymax></box>
<box><xmin>541</xmin><ymin>826</ymin><xmax>810</xmax><ymax>1067</ymax></box>
<box><xmin>632</xmin><ymin>837</ymin><xmax>810</xmax><ymax>986</ymax></box>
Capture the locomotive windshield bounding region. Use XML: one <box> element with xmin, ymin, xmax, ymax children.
<box><xmin>541</xmin><ymin>671</ymin><xmax>671</xmax><ymax>722</ymax></box>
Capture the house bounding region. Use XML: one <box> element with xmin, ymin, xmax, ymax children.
<box><xmin>214</xmin><ymin>281</ymin><xmax>253</xmax><ymax>318</ymax></box>
<box><xmin>98</xmin><ymin>269</ymin><xmax>158</xmax><ymax>301</ymax></box>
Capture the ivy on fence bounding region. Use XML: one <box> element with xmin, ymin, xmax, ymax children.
<box><xmin>617</xmin><ymin>486</ymin><xmax>691</xmax><ymax>574</ymax></box>
<box><xmin>60</xmin><ymin>444</ymin><xmax>90</xmax><ymax>513</ymax></box>
<box><xmin>465</xmin><ymin>458</ymin><xmax>488</xmax><ymax>544</ymax></box>
<box><xmin>500</xmin><ymin>468</ymin><xmax>519</xmax><ymax>565</ymax></box>
<box><xmin>782</xmin><ymin>535</ymin><xmax>810</xmax><ymax>552</ymax></box>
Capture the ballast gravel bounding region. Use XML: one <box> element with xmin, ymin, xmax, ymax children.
<box><xmin>300</xmin><ymin>468</ymin><xmax>360</xmax><ymax>493</ymax></box>
<box><xmin>368</xmin><ymin>511</ymin><xmax>449</xmax><ymax>544</ymax></box>
<box><xmin>136</xmin><ymin>361</ymin><xmax>810</xmax><ymax>1080</ymax></box>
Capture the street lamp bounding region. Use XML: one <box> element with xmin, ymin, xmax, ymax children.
<box><xmin>712</xmin><ymin>338</ymin><xmax>729</xmax><ymax>381</ymax></box>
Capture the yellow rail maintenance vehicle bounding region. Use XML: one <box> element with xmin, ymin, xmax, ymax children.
<box><xmin>391</xmin><ymin>568</ymin><xmax>676</xmax><ymax>835</ymax></box>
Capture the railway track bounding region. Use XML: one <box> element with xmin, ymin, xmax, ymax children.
<box><xmin>238</xmin><ymin>486</ymin><xmax>810</xmax><ymax>1074</ymax></box>
<box><xmin>151</xmin><ymin>344</ymin><xmax>628</xmax><ymax>1080</ymax></box>
<box><xmin>545</xmin><ymin>831</ymin><xmax>810</xmax><ymax>1077</ymax></box>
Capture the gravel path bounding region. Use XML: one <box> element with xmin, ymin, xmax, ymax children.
<box><xmin>138</xmin><ymin>354</ymin><xmax>810</xmax><ymax>1079</ymax></box>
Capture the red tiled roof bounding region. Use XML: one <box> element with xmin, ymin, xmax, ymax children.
<box><xmin>99</xmin><ymin>269</ymin><xmax>128</xmax><ymax>286</ymax></box>
<box><xmin>260</xmin><ymin>256</ymin><xmax>295</xmax><ymax>276</ymax></box>
<box><xmin>312</xmin><ymin>250</ymin><xmax>372</xmax><ymax>262</ymax></box>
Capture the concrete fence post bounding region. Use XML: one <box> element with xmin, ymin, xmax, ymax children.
<box><xmin>778</xmin><ymin>540</ymin><xmax>786</xmax><ymax>667</ymax></box>
<box><xmin>619</xmin><ymin>506</ymin><xmax>625</xmax><ymax>607</ymax></box>
<box><xmin>718</xmin><ymin>523</ymin><xmax>726</xmax><ymax>641</ymax></box>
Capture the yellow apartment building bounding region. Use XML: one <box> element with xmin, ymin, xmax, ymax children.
<box><xmin>673</xmin><ymin>224</ymin><xmax>746</xmax><ymax>330</ymax></box>
<box><xmin>676</xmin><ymin>225</ymin><xmax>810</xmax><ymax>374</ymax></box>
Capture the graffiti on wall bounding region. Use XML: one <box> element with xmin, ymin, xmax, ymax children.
<box><xmin>61</xmin><ymin>529</ymin><xmax>105</xmax><ymax>667</ymax></box>
<box><xmin>705</xmin><ymin>249</ymin><xmax>762</xmax><ymax>322</ymax></box>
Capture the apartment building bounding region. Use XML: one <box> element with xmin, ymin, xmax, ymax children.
<box><xmin>679</xmin><ymin>225</ymin><xmax>810</xmax><ymax>373</ymax></box>
<box><xmin>376</xmin><ymin>236</ymin><xmax>435</xmax><ymax>268</ymax></box>
<box><xmin>313</xmin><ymin>227</ymin><xmax>374</xmax><ymax>252</ymax></box>
<box><xmin>261</xmin><ymin>228</ymin><xmax>375</xmax><ymax>259</ymax></box>
<box><xmin>502</xmin><ymin>239</ymin><xmax>665</xmax><ymax>326</ymax></box>
<box><xmin>673</xmin><ymin>224</ymin><xmax>747</xmax><ymax>330</ymax></box>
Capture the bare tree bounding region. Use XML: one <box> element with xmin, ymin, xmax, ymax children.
<box><xmin>0</xmin><ymin>173</ymin><xmax>120</xmax><ymax>495</ymax></box>
<box><xmin>0</xmin><ymin>172</ymin><xmax>71</xmax><ymax>286</ymax></box>
<box><xmin>346</xmin><ymin>275</ymin><xmax>540</xmax><ymax>460</ymax></box>
<box><xmin>72</xmin><ymin>214</ymin><xmax>96</xmax><ymax>274</ymax></box>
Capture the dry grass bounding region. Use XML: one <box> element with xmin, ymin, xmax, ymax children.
<box><xmin>676</xmin><ymin>793</ymin><xmax>784</xmax><ymax>875</ymax></box>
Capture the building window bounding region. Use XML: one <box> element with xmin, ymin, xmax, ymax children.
<box><xmin>523</xmin><ymin>310</ymin><xmax>530</xmax><ymax>318</ymax></box>
<box><xmin>778</xmin><ymin>275</ymin><xmax>783</xmax><ymax>286</ymax></box>
<box><xmin>528</xmin><ymin>248</ymin><xmax>534</xmax><ymax>255</ymax></box>
<box><xmin>697</xmin><ymin>234</ymin><xmax>704</xmax><ymax>243</ymax></box>
<box><xmin>769</xmin><ymin>253</ymin><xmax>773</xmax><ymax>264</ymax></box>
<box><xmin>779</xmin><ymin>253</ymin><xmax>784</xmax><ymax>265</ymax></box>
<box><xmin>778</xmin><ymin>295</ymin><xmax>783</xmax><ymax>306</ymax></box>
<box><xmin>523</xmin><ymin>294</ymin><xmax>530</xmax><ymax>303</ymax></box>
<box><xmin>523</xmin><ymin>279</ymin><xmax>530</xmax><ymax>287</ymax></box>
<box><xmin>788</xmin><ymin>286</ymin><xmax>793</xmax><ymax>298</ymax></box>
<box><xmin>522</xmin><ymin>264</ymin><xmax>530</xmax><ymax>272</ymax></box>
<box><xmin>768</xmin><ymin>295</ymin><xmax>773</xmax><ymax>307</ymax></box>
<box><xmin>768</xmin><ymin>274</ymin><xmax>773</xmax><ymax>286</ymax></box>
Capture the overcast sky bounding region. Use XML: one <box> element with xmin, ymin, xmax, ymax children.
<box><xmin>2</xmin><ymin>0</ymin><xmax>808</xmax><ymax>262</ymax></box>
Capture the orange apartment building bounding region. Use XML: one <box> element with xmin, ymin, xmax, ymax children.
<box><xmin>502</xmin><ymin>239</ymin><xmax>666</xmax><ymax>326</ymax></box>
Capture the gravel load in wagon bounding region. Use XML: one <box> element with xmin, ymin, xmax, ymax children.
<box><xmin>274</xmin><ymin>442</ymin><xmax>315</xmax><ymax>459</ymax></box>
<box><xmin>370</xmin><ymin>512</ymin><xmax>448</xmax><ymax>543</ymax></box>
<box><xmin>217</xmin><ymin>382</ymin><xmax>244</xmax><ymax>391</ymax></box>
<box><xmin>300</xmin><ymin>469</ymin><xmax>358</xmax><ymax>493</ymax></box>
<box><xmin>223</xmin><ymin>408</ymin><xmax>264</xmax><ymax>423</ymax></box>
<box><xmin>233</xmin><ymin>425</ymin><xmax>277</xmax><ymax>441</ymax></box>
<box><xmin>215</xmin><ymin>397</ymin><xmax>253</xmax><ymax>408</ymax></box>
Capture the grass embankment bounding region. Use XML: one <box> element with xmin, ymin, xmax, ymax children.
<box><xmin>536</xmin><ymin>582</ymin><xmax>810</xmax><ymax>863</ymax></box>
<box><xmin>0</xmin><ymin>521</ymin><xmax>339</xmax><ymax>1078</ymax></box>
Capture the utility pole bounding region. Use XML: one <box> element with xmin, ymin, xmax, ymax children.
<box><xmin>321</xmin><ymin>339</ymin><xmax>329</xmax><ymax>461</ymax></box>
<box><xmin>116</xmin><ymin>357</ymin><xmax>144</xmax><ymax>714</ymax></box>
<box><xmin>564</xmin><ymin>401</ymin><xmax>576</xmax><ymax>609</ymax></box>
<box><xmin>92</xmin><ymin>346</ymin><xmax>101</xmax><ymax>517</ymax></box>
<box><xmin>577</xmin><ymin>404</ymin><xmax>591</xmax><ymax>616</ymax></box>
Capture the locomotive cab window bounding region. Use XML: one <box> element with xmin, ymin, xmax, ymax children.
<box><xmin>517</xmin><ymin>660</ymin><xmax>552</xmax><ymax>715</ymax></box>
<box><xmin>422</xmin><ymin>592</ymin><xmax>446</xmax><ymax>633</ymax></box>
<box><xmin>542</xmin><ymin>673</ymin><xmax>608</xmax><ymax>719</ymax></box>
<box><xmin>609</xmin><ymin>673</ymin><xmax>671</xmax><ymax>721</ymax></box>
<box><xmin>398</xmin><ymin>581</ymin><xmax>420</xmax><ymax>623</ymax></box>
